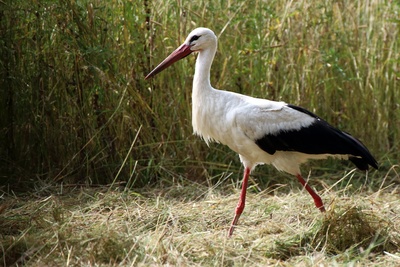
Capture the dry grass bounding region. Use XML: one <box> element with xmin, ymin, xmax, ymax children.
<box><xmin>1</xmin><ymin>172</ymin><xmax>400</xmax><ymax>266</ymax></box>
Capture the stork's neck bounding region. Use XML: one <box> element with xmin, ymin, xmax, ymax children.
<box><xmin>191</xmin><ymin>41</ymin><xmax>219</xmax><ymax>142</ymax></box>
<box><xmin>193</xmin><ymin>46</ymin><xmax>217</xmax><ymax>91</ymax></box>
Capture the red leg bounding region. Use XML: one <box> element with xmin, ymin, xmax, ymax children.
<box><xmin>296</xmin><ymin>174</ymin><xmax>326</xmax><ymax>212</ymax></box>
<box><xmin>228</xmin><ymin>167</ymin><xmax>251</xmax><ymax>237</ymax></box>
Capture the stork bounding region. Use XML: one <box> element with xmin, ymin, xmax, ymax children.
<box><xmin>145</xmin><ymin>27</ymin><xmax>378</xmax><ymax>237</ymax></box>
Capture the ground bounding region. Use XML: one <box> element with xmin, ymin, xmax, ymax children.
<box><xmin>1</xmin><ymin>174</ymin><xmax>400</xmax><ymax>266</ymax></box>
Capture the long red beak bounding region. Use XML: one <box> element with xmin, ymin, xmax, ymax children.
<box><xmin>145</xmin><ymin>43</ymin><xmax>193</xmax><ymax>80</ymax></box>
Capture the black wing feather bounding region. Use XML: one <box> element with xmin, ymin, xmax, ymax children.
<box><xmin>255</xmin><ymin>104</ymin><xmax>378</xmax><ymax>170</ymax></box>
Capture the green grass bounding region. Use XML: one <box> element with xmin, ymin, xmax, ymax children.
<box><xmin>0</xmin><ymin>0</ymin><xmax>400</xmax><ymax>265</ymax></box>
<box><xmin>0</xmin><ymin>0</ymin><xmax>399</xmax><ymax>185</ymax></box>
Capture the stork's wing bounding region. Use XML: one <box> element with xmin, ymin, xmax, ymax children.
<box><xmin>235</xmin><ymin>101</ymin><xmax>378</xmax><ymax>170</ymax></box>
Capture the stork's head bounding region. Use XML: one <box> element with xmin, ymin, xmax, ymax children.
<box><xmin>184</xmin><ymin>27</ymin><xmax>217</xmax><ymax>52</ymax></box>
<box><xmin>145</xmin><ymin>28</ymin><xmax>217</xmax><ymax>80</ymax></box>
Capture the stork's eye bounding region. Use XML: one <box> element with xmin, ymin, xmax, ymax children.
<box><xmin>189</xmin><ymin>35</ymin><xmax>200</xmax><ymax>43</ymax></box>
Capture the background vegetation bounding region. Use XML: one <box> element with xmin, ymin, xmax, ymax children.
<box><xmin>1</xmin><ymin>0</ymin><xmax>399</xmax><ymax>187</ymax></box>
<box><xmin>0</xmin><ymin>0</ymin><xmax>399</xmax><ymax>265</ymax></box>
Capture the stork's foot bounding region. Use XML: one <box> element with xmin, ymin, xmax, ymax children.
<box><xmin>228</xmin><ymin>215</ymin><xmax>239</xmax><ymax>237</ymax></box>
<box><xmin>318</xmin><ymin>205</ymin><xmax>326</xmax><ymax>212</ymax></box>
<box><xmin>312</xmin><ymin>193</ymin><xmax>326</xmax><ymax>212</ymax></box>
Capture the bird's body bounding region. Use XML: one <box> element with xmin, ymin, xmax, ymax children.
<box><xmin>145</xmin><ymin>27</ymin><xmax>378</xmax><ymax>236</ymax></box>
<box><xmin>192</xmin><ymin>87</ymin><xmax>363</xmax><ymax>175</ymax></box>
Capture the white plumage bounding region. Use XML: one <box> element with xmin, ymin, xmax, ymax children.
<box><xmin>145</xmin><ymin>27</ymin><xmax>378</xmax><ymax>236</ymax></box>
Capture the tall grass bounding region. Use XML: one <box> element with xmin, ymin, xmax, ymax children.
<box><xmin>0</xmin><ymin>0</ymin><xmax>399</xmax><ymax>187</ymax></box>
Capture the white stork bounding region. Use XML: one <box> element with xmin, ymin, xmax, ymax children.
<box><xmin>145</xmin><ymin>27</ymin><xmax>378</xmax><ymax>237</ymax></box>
